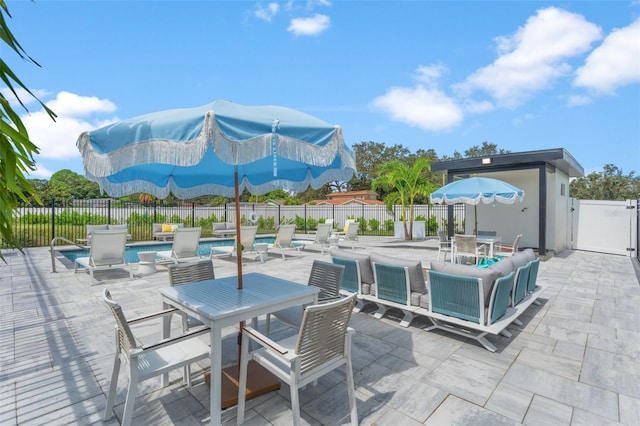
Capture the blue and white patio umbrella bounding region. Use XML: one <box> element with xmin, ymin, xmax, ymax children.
<box><xmin>77</xmin><ymin>99</ymin><xmax>356</xmax><ymax>199</ymax></box>
<box><xmin>76</xmin><ymin>99</ymin><xmax>357</xmax><ymax>285</ymax></box>
<box><xmin>430</xmin><ymin>177</ymin><xmax>524</xmax><ymax>235</ymax></box>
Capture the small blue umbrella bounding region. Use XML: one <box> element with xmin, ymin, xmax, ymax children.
<box><xmin>77</xmin><ymin>99</ymin><xmax>357</xmax><ymax>285</ymax></box>
<box><xmin>430</xmin><ymin>177</ymin><xmax>524</xmax><ymax>235</ymax></box>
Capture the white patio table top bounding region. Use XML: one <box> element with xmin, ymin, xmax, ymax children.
<box><xmin>160</xmin><ymin>272</ymin><xmax>319</xmax><ymax>426</ymax></box>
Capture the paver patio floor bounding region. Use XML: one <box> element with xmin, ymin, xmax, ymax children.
<box><xmin>1</xmin><ymin>237</ymin><xmax>639</xmax><ymax>425</ymax></box>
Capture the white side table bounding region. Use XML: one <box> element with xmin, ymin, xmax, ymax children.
<box><xmin>254</xmin><ymin>243</ymin><xmax>269</xmax><ymax>263</ymax></box>
<box><xmin>138</xmin><ymin>251</ymin><xmax>157</xmax><ymax>275</ymax></box>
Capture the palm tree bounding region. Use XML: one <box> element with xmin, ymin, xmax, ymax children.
<box><xmin>1</xmin><ymin>1</ymin><xmax>57</xmax><ymax>260</ymax></box>
<box><xmin>372</xmin><ymin>158</ymin><xmax>435</xmax><ymax>240</ymax></box>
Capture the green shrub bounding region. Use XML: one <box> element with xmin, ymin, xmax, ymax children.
<box><xmin>368</xmin><ymin>218</ymin><xmax>380</xmax><ymax>231</ymax></box>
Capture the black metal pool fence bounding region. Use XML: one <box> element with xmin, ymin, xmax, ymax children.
<box><xmin>6</xmin><ymin>199</ymin><xmax>465</xmax><ymax>248</ymax></box>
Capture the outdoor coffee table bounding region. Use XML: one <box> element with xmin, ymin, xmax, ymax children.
<box><xmin>253</xmin><ymin>243</ymin><xmax>269</xmax><ymax>263</ymax></box>
<box><xmin>160</xmin><ymin>273</ymin><xmax>319</xmax><ymax>426</ymax></box>
<box><xmin>137</xmin><ymin>251</ymin><xmax>157</xmax><ymax>275</ymax></box>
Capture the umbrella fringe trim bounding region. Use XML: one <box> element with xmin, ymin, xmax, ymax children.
<box><xmin>77</xmin><ymin>119</ymin><xmax>355</xmax><ymax>178</ymax></box>
<box><xmin>89</xmin><ymin>167</ymin><xmax>355</xmax><ymax>199</ymax></box>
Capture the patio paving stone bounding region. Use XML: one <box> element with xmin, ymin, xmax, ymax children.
<box><xmin>1</xmin><ymin>238</ymin><xmax>638</xmax><ymax>425</ymax></box>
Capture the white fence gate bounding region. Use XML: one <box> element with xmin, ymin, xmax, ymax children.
<box><xmin>570</xmin><ymin>199</ymin><xmax>638</xmax><ymax>257</ymax></box>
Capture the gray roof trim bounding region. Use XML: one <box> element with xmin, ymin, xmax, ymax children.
<box><xmin>431</xmin><ymin>148</ymin><xmax>584</xmax><ymax>178</ymax></box>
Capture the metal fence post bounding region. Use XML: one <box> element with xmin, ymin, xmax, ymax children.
<box><xmin>107</xmin><ymin>199</ymin><xmax>112</xmax><ymax>224</ymax></box>
<box><xmin>50</xmin><ymin>198</ymin><xmax>55</xmax><ymax>243</ymax></box>
<box><xmin>191</xmin><ymin>202</ymin><xmax>195</xmax><ymax>227</ymax></box>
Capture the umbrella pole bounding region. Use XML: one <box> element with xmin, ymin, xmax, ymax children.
<box><xmin>215</xmin><ymin>170</ymin><xmax>281</xmax><ymax>409</ymax></box>
<box><xmin>234</xmin><ymin>170</ymin><xmax>243</xmax><ymax>288</ymax></box>
<box><xmin>474</xmin><ymin>205</ymin><xmax>478</xmax><ymax>236</ymax></box>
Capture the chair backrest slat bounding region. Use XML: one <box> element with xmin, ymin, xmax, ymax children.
<box><xmin>102</xmin><ymin>289</ymin><xmax>138</xmax><ymax>356</ymax></box>
<box><xmin>332</xmin><ymin>257</ymin><xmax>360</xmax><ymax>294</ymax></box>
<box><xmin>373</xmin><ymin>263</ymin><xmax>409</xmax><ymax>305</ymax></box>
<box><xmin>307</xmin><ymin>260</ymin><xmax>345</xmax><ymax>301</ymax></box>
<box><xmin>296</xmin><ymin>294</ymin><xmax>356</xmax><ymax>376</ymax></box>
<box><xmin>168</xmin><ymin>259</ymin><xmax>215</xmax><ymax>286</ymax></box>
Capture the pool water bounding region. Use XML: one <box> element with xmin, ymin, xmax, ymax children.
<box><xmin>60</xmin><ymin>237</ymin><xmax>276</xmax><ymax>264</ymax></box>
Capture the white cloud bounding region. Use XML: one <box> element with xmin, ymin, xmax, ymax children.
<box><xmin>372</xmin><ymin>85</ymin><xmax>463</xmax><ymax>131</ymax></box>
<box><xmin>29</xmin><ymin>162</ymin><xmax>55</xmax><ymax>179</ymax></box>
<box><xmin>20</xmin><ymin>91</ymin><xmax>118</xmax><ymax>161</ymax></box>
<box><xmin>455</xmin><ymin>7</ymin><xmax>602</xmax><ymax>107</ymax></box>
<box><xmin>414</xmin><ymin>64</ymin><xmax>447</xmax><ymax>88</ymax></box>
<box><xmin>464</xmin><ymin>100</ymin><xmax>494</xmax><ymax>114</ymax></box>
<box><xmin>574</xmin><ymin>18</ymin><xmax>640</xmax><ymax>94</ymax></box>
<box><xmin>255</xmin><ymin>2</ymin><xmax>279</xmax><ymax>22</ymax></box>
<box><xmin>287</xmin><ymin>14</ymin><xmax>330</xmax><ymax>36</ymax></box>
<box><xmin>1</xmin><ymin>87</ymin><xmax>51</xmax><ymax>109</ymax></box>
<box><xmin>566</xmin><ymin>94</ymin><xmax>592</xmax><ymax>106</ymax></box>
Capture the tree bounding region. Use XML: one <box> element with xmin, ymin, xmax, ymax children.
<box><xmin>463</xmin><ymin>141</ymin><xmax>510</xmax><ymax>158</ymax></box>
<box><xmin>372</xmin><ymin>158</ymin><xmax>435</xmax><ymax>240</ymax></box>
<box><xmin>40</xmin><ymin>169</ymin><xmax>102</xmax><ymax>204</ymax></box>
<box><xmin>570</xmin><ymin>164</ymin><xmax>640</xmax><ymax>200</ymax></box>
<box><xmin>350</xmin><ymin>141</ymin><xmax>410</xmax><ymax>194</ymax></box>
<box><xmin>1</xmin><ymin>1</ymin><xmax>57</xmax><ymax>260</ymax></box>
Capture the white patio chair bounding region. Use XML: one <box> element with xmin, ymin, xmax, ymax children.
<box><xmin>265</xmin><ymin>259</ymin><xmax>345</xmax><ymax>335</ymax></box>
<box><xmin>237</xmin><ymin>294</ymin><xmax>358</xmax><ymax>426</ymax></box>
<box><xmin>157</xmin><ymin>227</ymin><xmax>202</xmax><ymax>263</ymax></box>
<box><xmin>453</xmin><ymin>234</ymin><xmax>486</xmax><ymax>265</ymax></box>
<box><xmin>167</xmin><ymin>259</ymin><xmax>215</xmax><ymax>330</ymax></box>
<box><xmin>495</xmin><ymin>233</ymin><xmax>523</xmax><ymax>257</ymax></box>
<box><xmin>436</xmin><ymin>230</ymin><xmax>452</xmax><ymax>261</ymax></box>
<box><xmin>212</xmin><ymin>225</ymin><xmax>258</xmax><ymax>259</ymax></box>
<box><xmin>339</xmin><ymin>221</ymin><xmax>359</xmax><ymax>249</ymax></box>
<box><xmin>74</xmin><ymin>230</ymin><xmax>133</xmax><ymax>285</ymax></box>
<box><xmin>101</xmin><ymin>289</ymin><xmax>209</xmax><ymax>426</ymax></box>
<box><xmin>270</xmin><ymin>224</ymin><xmax>302</xmax><ymax>260</ymax></box>
<box><xmin>294</xmin><ymin>222</ymin><xmax>332</xmax><ymax>254</ymax></box>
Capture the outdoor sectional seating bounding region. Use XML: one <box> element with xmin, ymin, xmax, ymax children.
<box><xmin>211</xmin><ymin>222</ymin><xmax>237</xmax><ymax>237</ymax></box>
<box><xmin>152</xmin><ymin>223</ymin><xmax>184</xmax><ymax>241</ymax></box>
<box><xmin>330</xmin><ymin>247</ymin><xmax>546</xmax><ymax>352</ymax></box>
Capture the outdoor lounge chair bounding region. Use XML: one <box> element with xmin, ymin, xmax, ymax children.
<box><xmin>269</xmin><ymin>224</ymin><xmax>302</xmax><ymax>260</ymax></box>
<box><xmin>74</xmin><ymin>230</ymin><xmax>133</xmax><ymax>285</ymax></box>
<box><xmin>212</xmin><ymin>225</ymin><xmax>257</xmax><ymax>258</ymax></box>
<box><xmin>156</xmin><ymin>227</ymin><xmax>202</xmax><ymax>263</ymax></box>
<box><xmin>237</xmin><ymin>294</ymin><xmax>358</xmax><ymax>426</ymax></box>
<box><xmin>265</xmin><ymin>260</ymin><xmax>344</xmax><ymax>335</ymax></box>
<box><xmin>101</xmin><ymin>289</ymin><xmax>209</xmax><ymax>426</ymax></box>
<box><xmin>294</xmin><ymin>222</ymin><xmax>332</xmax><ymax>254</ymax></box>
<box><xmin>339</xmin><ymin>221</ymin><xmax>359</xmax><ymax>250</ymax></box>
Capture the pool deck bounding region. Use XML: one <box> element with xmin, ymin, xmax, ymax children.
<box><xmin>1</xmin><ymin>237</ymin><xmax>639</xmax><ymax>425</ymax></box>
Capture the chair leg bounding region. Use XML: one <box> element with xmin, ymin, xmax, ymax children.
<box><xmin>181</xmin><ymin>314</ymin><xmax>192</xmax><ymax>386</ymax></box>
<box><xmin>345</xmin><ymin>357</ymin><xmax>358</xmax><ymax>426</ymax></box>
<box><xmin>89</xmin><ymin>268</ymin><xmax>95</xmax><ymax>286</ymax></box>
<box><xmin>122</xmin><ymin>360</ymin><xmax>139</xmax><ymax>426</ymax></box>
<box><xmin>265</xmin><ymin>313</ymin><xmax>272</xmax><ymax>336</ymax></box>
<box><xmin>237</xmin><ymin>333</ymin><xmax>250</xmax><ymax>425</ymax></box>
<box><xmin>103</xmin><ymin>353</ymin><xmax>121</xmax><ymax>421</ymax></box>
<box><xmin>289</xmin><ymin>372</ymin><xmax>301</xmax><ymax>426</ymax></box>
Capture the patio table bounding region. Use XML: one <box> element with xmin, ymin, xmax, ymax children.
<box><xmin>160</xmin><ymin>272</ymin><xmax>319</xmax><ymax>426</ymax></box>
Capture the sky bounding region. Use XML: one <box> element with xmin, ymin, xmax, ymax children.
<box><xmin>3</xmin><ymin>0</ymin><xmax>640</xmax><ymax>181</ymax></box>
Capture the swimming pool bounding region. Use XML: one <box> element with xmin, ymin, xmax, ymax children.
<box><xmin>59</xmin><ymin>237</ymin><xmax>276</xmax><ymax>264</ymax></box>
